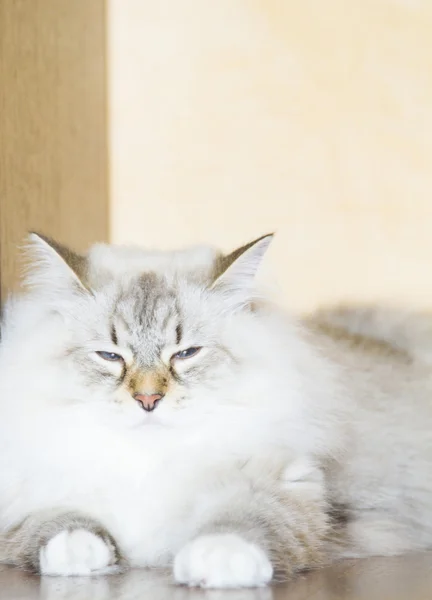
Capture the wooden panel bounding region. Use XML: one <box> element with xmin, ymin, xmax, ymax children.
<box><xmin>0</xmin><ymin>0</ymin><xmax>109</xmax><ymax>297</ymax></box>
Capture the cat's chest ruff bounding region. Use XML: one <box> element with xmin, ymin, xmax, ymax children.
<box><xmin>52</xmin><ymin>422</ymin><xmax>231</xmax><ymax>565</ymax></box>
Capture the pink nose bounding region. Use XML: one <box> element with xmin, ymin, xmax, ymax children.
<box><xmin>134</xmin><ymin>393</ymin><xmax>163</xmax><ymax>412</ymax></box>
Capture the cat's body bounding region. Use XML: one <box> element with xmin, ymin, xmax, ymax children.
<box><xmin>314</xmin><ymin>304</ymin><xmax>432</xmax><ymax>363</ymax></box>
<box><xmin>305</xmin><ymin>316</ymin><xmax>432</xmax><ymax>556</ymax></box>
<box><xmin>0</xmin><ymin>234</ymin><xmax>431</xmax><ymax>587</ymax></box>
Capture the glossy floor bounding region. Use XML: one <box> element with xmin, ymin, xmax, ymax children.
<box><xmin>1</xmin><ymin>554</ymin><xmax>432</xmax><ymax>600</ymax></box>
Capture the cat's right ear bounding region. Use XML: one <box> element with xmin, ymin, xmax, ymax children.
<box><xmin>210</xmin><ymin>234</ymin><xmax>273</xmax><ymax>311</ymax></box>
<box><xmin>23</xmin><ymin>233</ymin><xmax>91</xmax><ymax>299</ymax></box>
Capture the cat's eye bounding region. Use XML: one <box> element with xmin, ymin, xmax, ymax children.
<box><xmin>96</xmin><ymin>351</ymin><xmax>124</xmax><ymax>362</ymax></box>
<box><xmin>172</xmin><ymin>347</ymin><xmax>202</xmax><ymax>360</ymax></box>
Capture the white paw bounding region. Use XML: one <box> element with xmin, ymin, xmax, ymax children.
<box><xmin>39</xmin><ymin>529</ymin><xmax>116</xmax><ymax>576</ymax></box>
<box><xmin>173</xmin><ymin>534</ymin><xmax>273</xmax><ymax>589</ymax></box>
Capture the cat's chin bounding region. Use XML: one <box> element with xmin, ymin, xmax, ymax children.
<box><xmin>89</xmin><ymin>402</ymin><xmax>171</xmax><ymax>431</ymax></box>
<box><xmin>131</xmin><ymin>413</ymin><xmax>169</xmax><ymax>429</ymax></box>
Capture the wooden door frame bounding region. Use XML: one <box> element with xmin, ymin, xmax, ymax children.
<box><xmin>0</xmin><ymin>0</ymin><xmax>109</xmax><ymax>300</ymax></box>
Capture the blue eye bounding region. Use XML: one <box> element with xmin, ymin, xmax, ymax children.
<box><xmin>172</xmin><ymin>347</ymin><xmax>202</xmax><ymax>360</ymax></box>
<box><xmin>96</xmin><ymin>351</ymin><xmax>124</xmax><ymax>362</ymax></box>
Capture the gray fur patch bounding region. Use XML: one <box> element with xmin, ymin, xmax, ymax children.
<box><xmin>0</xmin><ymin>510</ymin><xmax>123</xmax><ymax>573</ymax></box>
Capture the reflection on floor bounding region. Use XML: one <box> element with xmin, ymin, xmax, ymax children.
<box><xmin>1</xmin><ymin>553</ymin><xmax>432</xmax><ymax>600</ymax></box>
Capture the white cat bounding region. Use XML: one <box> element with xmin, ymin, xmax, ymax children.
<box><xmin>0</xmin><ymin>234</ymin><xmax>333</xmax><ymax>587</ymax></box>
<box><xmin>1</xmin><ymin>233</ymin><xmax>432</xmax><ymax>588</ymax></box>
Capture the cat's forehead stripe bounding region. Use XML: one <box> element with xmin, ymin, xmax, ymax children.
<box><xmin>113</xmin><ymin>272</ymin><xmax>181</xmax><ymax>353</ymax></box>
<box><xmin>110</xmin><ymin>323</ymin><xmax>118</xmax><ymax>345</ymax></box>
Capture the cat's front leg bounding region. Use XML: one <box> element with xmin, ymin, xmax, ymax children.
<box><xmin>0</xmin><ymin>510</ymin><xmax>122</xmax><ymax>576</ymax></box>
<box><xmin>173</xmin><ymin>457</ymin><xmax>329</xmax><ymax>588</ymax></box>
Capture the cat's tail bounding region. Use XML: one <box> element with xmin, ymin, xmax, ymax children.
<box><xmin>312</xmin><ymin>304</ymin><xmax>432</xmax><ymax>364</ymax></box>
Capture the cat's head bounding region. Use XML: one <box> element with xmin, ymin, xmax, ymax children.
<box><xmin>7</xmin><ymin>233</ymin><xmax>277</xmax><ymax>426</ymax></box>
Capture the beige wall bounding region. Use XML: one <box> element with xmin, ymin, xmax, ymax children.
<box><xmin>108</xmin><ymin>0</ymin><xmax>432</xmax><ymax>311</ymax></box>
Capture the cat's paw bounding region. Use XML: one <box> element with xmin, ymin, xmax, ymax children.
<box><xmin>173</xmin><ymin>533</ymin><xmax>273</xmax><ymax>588</ymax></box>
<box><xmin>39</xmin><ymin>529</ymin><xmax>117</xmax><ymax>576</ymax></box>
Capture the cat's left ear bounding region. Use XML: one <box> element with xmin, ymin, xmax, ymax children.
<box><xmin>210</xmin><ymin>234</ymin><xmax>273</xmax><ymax>308</ymax></box>
<box><xmin>24</xmin><ymin>232</ymin><xmax>91</xmax><ymax>299</ymax></box>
